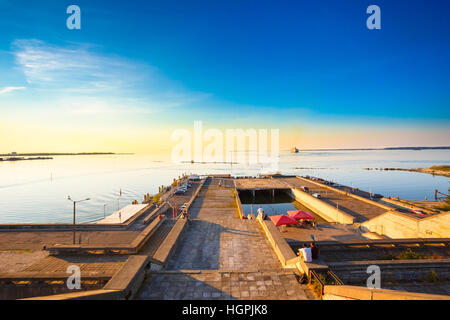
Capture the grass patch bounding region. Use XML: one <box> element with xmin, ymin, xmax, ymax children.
<box><xmin>435</xmin><ymin>202</ymin><xmax>450</xmax><ymax>211</ymax></box>
<box><xmin>428</xmin><ymin>165</ymin><xmax>450</xmax><ymax>172</ymax></box>
<box><xmin>0</xmin><ymin>249</ymin><xmax>33</xmax><ymax>253</ymax></box>
<box><xmin>396</xmin><ymin>248</ymin><xmax>426</xmax><ymax>260</ymax></box>
<box><xmin>426</xmin><ymin>270</ymin><xmax>439</xmax><ymax>283</ymax></box>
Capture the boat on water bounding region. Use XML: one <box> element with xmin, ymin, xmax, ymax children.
<box><xmin>291</xmin><ymin>147</ymin><xmax>300</xmax><ymax>153</ymax></box>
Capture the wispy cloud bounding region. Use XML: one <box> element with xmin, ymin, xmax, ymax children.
<box><xmin>10</xmin><ymin>39</ymin><xmax>209</xmax><ymax>115</ymax></box>
<box><xmin>12</xmin><ymin>39</ymin><xmax>142</xmax><ymax>92</ymax></box>
<box><xmin>0</xmin><ymin>86</ymin><xmax>25</xmax><ymax>94</ymax></box>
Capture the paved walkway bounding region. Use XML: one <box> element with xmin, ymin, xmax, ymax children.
<box><xmin>139</xmin><ymin>178</ymin><xmax>314</xmax><ymax>300</ymax></box>
<box><xmin>140</xmin><ymin>270</ymin><xmax>313</xmax><ymax>300</ymax></box>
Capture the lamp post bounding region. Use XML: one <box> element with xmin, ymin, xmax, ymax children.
<box><xmin>67</xmin><ymin>196</ymin><xmax>90</xmax><ymax>244</ymax></box>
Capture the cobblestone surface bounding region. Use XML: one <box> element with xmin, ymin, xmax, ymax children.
<box><xmin>139</xmin><ymin>270</ymin><xmax>314</xmax><ymax>300</ymax></box>
<box><xmin>24</xmin><ymin>255</ymin><xmax>127</xmax><ymax>276</ymax></box>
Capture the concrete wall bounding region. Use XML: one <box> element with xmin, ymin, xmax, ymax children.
<box><xmin>290</xmin><ymin>188</ymin><xmax>354</xmax><ymax>224</ymax></box>
<box><xmin>329</xmin><ymin>259</ymin><xmax>450</xmax><ymax>284</ymax></box>
<box><xmin>152</xmin><ymin>219</ymin><xmax>187</xmax><ymax>268</ymax></box>
<box><xmin>48</xmin><ymin>216</ymin><xmax>166</xmax><ymax>255</ymax></box>
<box><xmin>234</xmin><ymin>189</ymin><xmax>245</xmax><ymax>219</ymax></box>
<box><xmin>22</xmin><ymin>256</ymin><xmax>151</xmax><ymax>300</ymax></box>
<box><xmin>296</xmin><ymin>176</ymin><xmax>392</xmax><ymax>211</ymax></box>
<box><xmin>361</xmin><ymin>211</ymin><xmax>450</xmax><ymax>239</ymax></box>
<box><xmin>256</xmin><ymin>215</ymin><xmax>297</xmax><ymax>268</ymax></box>
<box><xmin>323</xmin><ymin>285</ymin><xmax>450</xmax><ymax>300</ymax></box>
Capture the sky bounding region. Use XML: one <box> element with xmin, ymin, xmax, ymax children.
<box><xmin>0</xmin><ymin>0</ymin><xmax>449</xmax><ymax>154</ymax></box>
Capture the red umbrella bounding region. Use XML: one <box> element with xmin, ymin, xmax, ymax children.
<box><xmin>287</xmin><ymin>210</ymin><xmax>315</xmax><ymax>220</ymax></box>
<box><xmin>270</xmin><ymin>215</ymin><xmax>298</xmax><ymax>226</ymax></box>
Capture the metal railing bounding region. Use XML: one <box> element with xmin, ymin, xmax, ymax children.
<box><xmin>309</xmin><ymin>269</ymin><xmax>344</xmax><ymax>299</ymax></box>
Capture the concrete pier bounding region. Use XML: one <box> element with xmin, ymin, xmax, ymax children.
<box><xmin>1</xmin><ymin>174</ymin><xmax>449</xmax><ymax>300</ymax></box>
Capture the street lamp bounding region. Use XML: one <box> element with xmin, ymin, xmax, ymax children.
<box><xmin>68</xmin><ymin>196</ymin><xmax>90</xmax><ymax>244</ymax></box>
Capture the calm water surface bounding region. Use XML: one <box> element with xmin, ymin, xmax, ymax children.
<box><xmin>0</xmin><ymin>150</ymin><xmax>448</xmax><ymax>223</ymax></box>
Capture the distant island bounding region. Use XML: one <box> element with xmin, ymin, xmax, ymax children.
<box><xmin>365</xmin><ymin>165</ymin><xmax>450</xmax><ymax>178</ymax></box>
<box><xmin>0</xmin><ymin>152</ymin><xmax>129</xmax><ymax>162</ymax></box>
<box><xmin>0</xmin><ymin>156</ymin><xmax>53</xmax><ymax>162</ymax></box>
<box><xmin>0</xmin><ymin>152</ymin><xmax>117</xmax><ymax>157</ymax></box>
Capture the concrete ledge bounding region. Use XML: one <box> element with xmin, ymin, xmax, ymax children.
<box><xmin>47</xmin><ymin>216</ymin><xmax>166</xmax><ymax>255</ymax></box>
<box><xmin>234</xmin><ymin>188</ymin><xmax>245</xmax><ymax>219</ymax></box>
<box><xmin>142</xmin><ymin>202</ymin><xmax>169</xmax><ymax>224</ymax></box>
<box><xmin>152</xmin><ymin>218</ymin><xmax>187</xmax><ymax>267</ymax></box>
<box><xmin>314</xmin><ymin>237</ymin><xmax>450</xmax><ymax>248</ymax></box>
<box><xmin>20</xmin><ymin>255</ymin><xmax>151</xmax><ymax>300</ymax></box>
<box><xmin>290</xmin><ymin>188</ymin><xmax>355</xmax><ymax>224</ymax></box>
<box><xmin>256</xmin><ymin>215</ymin><xmax>297</xmax><ymax>267</ymax></box>
<box><xmin>21</xmin><ymin>289</ymin><xmax>122</xmax><ymax>300</ymax></box>
<box><xmin>152</xmin><ymin>178</ymin><xmax>206</xmax><ymax>267</ymax></box>
<box><xmin>380</xmin><ymin>197</ymin><xmax>436</xmax><ymax>214</ymax></box>
<box><xmin>361</xmin><ymin>210</ymin><xmax>450</xmax><ymax>239</ymax></box>
<box><xmin>323</xmin><ymin>285</ymin><xmax>450</xmax><ymax>300</ymax></box>
<box><xmin>185</xmin><ymin>178</ymin><xmax>207</xmax><ymax>214</ymax></box>
<box><xmin>103</xmin><ymin>255</ymin><xmax>150</xmax><ymax>299</ymax></box>
<box><xmin>0</xmin><ymin>272</ymin><xmax>110</xmax><ymax>281</ymax></box>
<box><xmin>296</xmin><ymin>176</ymin><xmax>393</xmax><ymax>211</ymax></box>
<box><xmin>130</xmin><ymin>216</ymin><xmax>167</xmax><ymax>252</ymax></box>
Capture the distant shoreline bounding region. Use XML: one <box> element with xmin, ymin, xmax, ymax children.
<box><xmin>0</xmin><ymin>152</ymin><xmax>134</xmax><ymax>162</ymax></box>
<box><xmin>291</xmin><ymin>146</ymin><xmax>450</xmax><ymax>152</ymax></box>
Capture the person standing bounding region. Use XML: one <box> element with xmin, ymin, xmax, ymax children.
<box><xmin>310</xmin><ymin>242</ymin><xmax>320</xmax><ymax>260</ymax></box>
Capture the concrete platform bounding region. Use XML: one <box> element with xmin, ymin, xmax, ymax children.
<box><xmin>97</xmin><ymin>204</ymin><xmax>148</xmax><ymax>224</ymax></box>
<box><xmin>234</xmin><ymin>178</ymin><xmax>290</xmax><ymax>190</ymax></box>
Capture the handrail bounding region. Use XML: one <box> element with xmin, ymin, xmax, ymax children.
<box><xmin>309</xmin><ymin>269</ymin><xmax>344</xmax><ymax>299</ymax></box>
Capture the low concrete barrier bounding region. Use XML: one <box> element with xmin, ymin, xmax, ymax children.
<box><xmin>290</xmin><ymin>188</ymin><xmax>355</xmax><ymax>224</ymax></box>
<box><xmin>361</xmin><ymin>210</ymin><xmax>450</xmax><ymax>238</ymax></box>
<box><xmin>234</xmin><ymin>188</ymin><xmax>245</xmax><ymax>219</ymax></box>
<box><xmin>296</xmin><ymin>176</ymin><xmax>393</xmax><ymax>211</ymax></box>
<box><xmin>103</xmin><ymin>255</ymin><xmax>150</xmax><ymax>299</ymax></box>
<box><xmin>329</xmin><ymin>259</ymin><xmax>450</xmax><ymax>284</ymax></box>
<box><xmin>323</xmin><ymin>285</ymin><xmax>450</xmax><ymax>300</ymax></box>
<box><xmin>21</xmin><ymin>289</ymin><xmax>122</xmax><ymax>300</ymax></box>
<box><xmin>48</xmin><ymin>216</ymin><xmax>166</xmax><ymax>255</ymax></box>
<box><xmin>256</xmin><ymin>215</ymin><xmax>297</xmax><ymax>268</ymax></box>
<box><xmin>381</xmin><ymin>197</ymin><xmax>437</xmax><ymax>214</ymax></box>
<box><xmin>142</xmin><ymin>202</ymin><xmax>169</xmax><ymax>224</ymax></box>
<box><xmin>21</xmin><ymin>255</ymin><xmax>151</xmax><ymax>300</ymax></box>
<box><xmin>152</xmin><ymin>219</ymin><xmax>187</xmax><ymax>268</ymax></box>
<box><xmin>152</xmin><ymin>178</ymin><xmax>207</xmax><ymax>268</ymax></box>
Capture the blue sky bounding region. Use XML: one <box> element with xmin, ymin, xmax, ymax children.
<box><xmin>0</xmin><ymin>0</ymin><xmax>449</xmax><ymax>151</ymax></box>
